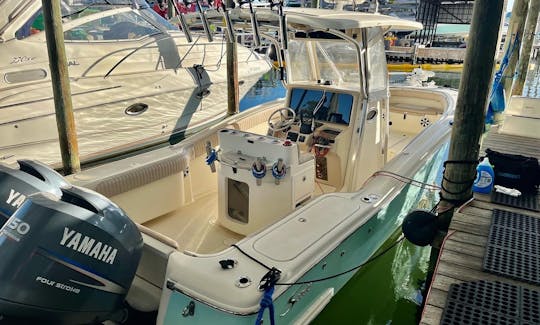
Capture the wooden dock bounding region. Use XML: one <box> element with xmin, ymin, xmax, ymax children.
<box><xmin>420</xmin><ymin>125</ymin><xmax>540</xmax><ymax>325</ymax></box>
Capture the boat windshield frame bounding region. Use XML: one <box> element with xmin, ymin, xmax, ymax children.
<box><xmin>286</xmin><ymin>30</ymin><xmax>363</xmax><ymax>89</ymax></box>
<box><xmin>286</xmin><ymin>35</ymin><xmax>362</xmax><ymax>87</ymax></box>
<box><xmin>0</xmin><ymin>0</ymin><xmax>161</xmax><ymax>41</ymax></box>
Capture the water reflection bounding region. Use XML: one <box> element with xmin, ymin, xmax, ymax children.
<box><xmin>313</xmin><ymin>240</ymin><xmax>431</xmax><ymax>325</ymax></box>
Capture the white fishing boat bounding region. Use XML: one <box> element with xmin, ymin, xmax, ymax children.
<box><xmin>65</xmin><ymin>7</ymin><xmax>457</xmax><ymax>324</ymax></box>
<box><xmin>0</xmin><ymin>0</ymin><xmax>270</xmax><ymax>166</ymax></box>
<box><xmin>0</xmin><ymin>6</ymin><xmax>457</xmax><ymax>325</ymax></box>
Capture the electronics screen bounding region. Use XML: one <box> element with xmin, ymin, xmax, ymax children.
<box><xmin>289</xmin><ymin>88</ymin><xmax>353</xmax><ymax>125</ymax></box>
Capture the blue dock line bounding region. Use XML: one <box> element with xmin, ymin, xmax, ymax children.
<box><xmin>255</xmin><ymin>285</ymin><xmax>275</xmax><ymax>325</ymax></box>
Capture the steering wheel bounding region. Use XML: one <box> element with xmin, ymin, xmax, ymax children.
<box><xmin>267</xmin><ymin>107</ymin><xmax>296</xmax><ymax>132</ymax></box>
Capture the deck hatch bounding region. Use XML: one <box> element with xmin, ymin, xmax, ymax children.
<box><xmin>252</xmin><ymin>195</ymin><xmax>359</xmax><ymax>261</ymax></box>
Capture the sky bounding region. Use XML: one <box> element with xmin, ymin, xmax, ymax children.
<box><xmin>507</xmin><ymin>0</ymin><xmax>514</xmax><ymax>12</ymax></box>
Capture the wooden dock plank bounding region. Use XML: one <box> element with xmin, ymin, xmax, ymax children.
<box><xmin>481</xmin><ymin>126</ymin><xmax>540</xmax><ymax>159</ymax></box>
<box><xmin>448</xmin><ymin>218</ymin><xmax>489</xmax><ymax>237</ymax></box>
<box><xmin>456</xmin><ymin>205</ymin><xmax>493</xmax><ymax>218</ymax></box>
<box><xmin>448</xmin><ymin>231</ymin><xmax>488</xmax><ymax>247</ymax></box>
<box><xmin>451</xmin><ymin>211</ymin><xmax>492</xmax><ymax>226</ymax></box>
<box><xmin>420</xmin><ymin>108</ymin><xmax>540</xmax><ymax>324</ymax></box>
<box><xmin>434</xmin><ymin>260</ymin><xmax>539</xmax><ymax>290</ymax></box>
<box><xmin>471</xmin><ymin>198</ymin><xmax>540</xmax><ymax>218</ymax></box>
<box><xmin>420</xmin><ymin>305</ymin><xmax>443</xmax><ymax>325</ymax></box>
<box><xmin>431</xmin><ymin>274</ymin><xmax>463</xmax><ymax>293</ymax></box>
<box><xmin>439</xmin><ymin>250</ymin><xmax>483</xmax><ymax>270</ymax></box>
<box><xmin>425</xmin><ymin>288</ymin><xmax>449</xmax><ymax>308</ymax></box>
<box><xmin>442</xmin><ymin>239</ymin><xmax>485</xmax><ymax>258</ymax></box>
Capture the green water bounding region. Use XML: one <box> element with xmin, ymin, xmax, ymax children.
<box><xmin>313</xmin><ymin>240</ymin><xmax>431</xmax><ymax>325</ymax></box>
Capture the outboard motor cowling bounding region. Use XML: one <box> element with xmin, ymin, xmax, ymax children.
<box><xmin>0</xmin><ymin>160</ymin><xmax>68</xmax><ymax>226</ymax></box>
<box><xmin>0</xmin><ymin>186</ymin><xmax>143</xmax><ymax>324</ymax></box>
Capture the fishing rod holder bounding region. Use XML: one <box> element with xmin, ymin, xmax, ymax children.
<box><xmin>196</xmin><ymin>0</ymin><xmax>214</xmax><ymax>42</ymax></box>
<box><xmin>222</xmin><ymin>5</ymin><xmax>236</xmax><ymax>42</ymax></box>
<box><xmin>178</xmin><ymin>13</ymin><xmax>193</xmax><ymax>43</ymax></box>
<box><xmin>238</xmin><ymin>0</ymin><xmax>262</xmax><ymax>47</ymax></box>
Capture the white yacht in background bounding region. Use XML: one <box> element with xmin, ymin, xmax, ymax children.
<box><xmin>0</xmin><ymin>0</ymin><xmax>270</xmax><ymax>165</ymax></box>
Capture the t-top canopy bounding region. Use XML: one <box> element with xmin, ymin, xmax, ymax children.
<box><xmin>279</xmin><ymin>8</ymin><xmax>422</xmax><ymax>31</ymax></box>
<box><xmin>183</xmin><ymin>7</ymin><xmax>423</xmax><ymax>33</ymax></box>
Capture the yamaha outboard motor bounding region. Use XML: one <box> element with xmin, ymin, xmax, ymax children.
<box><xmin>0</xmin><ymin>160</ymin><xmax>68</xmax><ymax>226</ymax></box>
<box><xmin>0</xmin><ymin>186</ymin><xmax>143</xmax><ymax>324</ymax></box>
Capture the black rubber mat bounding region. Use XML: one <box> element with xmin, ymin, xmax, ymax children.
<box><xmin>483</xmin><ymin>210</ymin><xmax>540</xmax><ymax>285</ymax></box>
<box><xmin>491</xmin><ymin>191</ymin><xmax>539</xmax><ymax>212</ymax></box>
<box><xmin>492</xmin><ymin>209</ymin><xmax>540</xmax><ymax>235</ymax></box>
<box><xmin>522</xmin><ymin>287</ymin><xmax>540</xmax><ymax>324</ymax></box>
<box><xmin>441</xmin><ymin>280</ymin><xmax>540</xmax><ymax>325</ymax></box>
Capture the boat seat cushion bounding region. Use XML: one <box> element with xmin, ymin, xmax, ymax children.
<box><xmin>74</xmin><ymin>147</ymin><xmax>190</xmax><ymax>197</ymax></box>
<box><xmin>95</xmin><ymin>155</ymin><xmax>186</xmax><ymax>197</ymax></box>
<box><xmin>70</xmin><ymin>147</ymin><xmax>191</xmax><ymax>223</ymax></box>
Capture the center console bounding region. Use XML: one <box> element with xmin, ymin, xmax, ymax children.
<box><xmin>284</xmin><ymin>125</ymin><xmax>344</xmax><ymax>187</ymax></box>
<box><xmin>216</xmin><ymin>129</ymin><xmax>315</xmax><ymax>235</ymax></box>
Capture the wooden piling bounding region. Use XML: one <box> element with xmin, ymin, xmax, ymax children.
<box><xmin>42</xmin><ymin>0</ymin><xmax>80</xmax><ymax>174</ymax></box>
<box><xmin>226</xmin><ymin>0</ymin><xmax>239</xmax><ymax>116</ymax></box>
<box><xmin>426</xmin><ymin>0</ymin><xmax>506</xmax><ymax>305</ymax></box>
<box><xmin>437</xmin><ymin>0</ymin><xmax>505</xmax><ymax>232</ymax></box>
<box><xmin>512</xmin><ymin>0</ymin><xmax>540</xmax><ymax>96</ymax></box>
<box><xmin>502</xmin><ymin>0</ymin><xmax>529</xmax><ymax>102</ymax></box>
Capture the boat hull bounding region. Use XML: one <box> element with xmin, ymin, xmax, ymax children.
<box><xmin>158</xmin><ymin>141</ymin><xmax>449</xmax><ymax>324</ymax></box>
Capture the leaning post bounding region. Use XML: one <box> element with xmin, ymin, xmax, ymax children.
<box><xmin>435</xmin><ymin>0</ymin><xmax>505</xmax><ymax>241</ymax></box>
<box><xmin>502</xmin><ymin>0</ymin><xmax>529</xmax><ymax>102</ymax></box>
<box><xmin>42</xmin><ymin>0</ymin><xmax>81</xmax><ymax>174</ymax></box>
<box><xmin>226</xmin><ymin>0</ymin><xmax>239</xmax><ymax>116</ymax></box>
<box><xmin>512</xmin><ymin>0</ymin><xmax>540</xmax><ymax>96</ymax></box>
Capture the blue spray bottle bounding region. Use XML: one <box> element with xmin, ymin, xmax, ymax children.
<box><xmin>473</xmin><ymin>157</ymin><xmax>495</xmax><ymax>194</ymax></box>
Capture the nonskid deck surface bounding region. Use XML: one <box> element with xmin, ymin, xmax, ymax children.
<box><xmin>142</xmin><ymin>180</ymin><xmax>337</xmax><ymax>254</ymax></box>
<box><xmin>139</xmin><ymin>107</ymin><xmax>436</xmax><ymax>254</ymax></box>
<box><xmin>143</xmin><ymin>191</ymin><xmax>242</xmax><ymax>254</ymax></box>
<box><xmin>388</xmin><ymin>130</ymin><xmax>416</xmax><ymax>160</ymax></box>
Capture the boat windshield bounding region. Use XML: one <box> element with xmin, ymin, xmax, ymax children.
<box><xmin>13</xmin><ymin>0</ymin><xmax>176</xmax><ymax>40</ymax></box>
<box><xmin>287</xmin><ymin>38</ymin><xmax>360</xmax><ymax>85</ymax></box>
<box><xmin>289</xmin><ymin>88</ymin><xmax>353</xmax><ymax>125</ymax></box>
